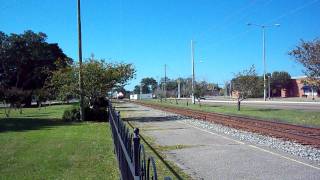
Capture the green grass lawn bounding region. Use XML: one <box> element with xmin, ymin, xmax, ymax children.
<box><xmin>141</xmin><ymin>99</ymin><xmax>320</xmax><ymax>128</ymax></box>
<box><xmin>0</xmin><ymin>105</ymin><xmax>119</xmax><ymax>179</ymax></box>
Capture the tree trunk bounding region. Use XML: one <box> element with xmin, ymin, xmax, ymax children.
<box><xmin>237</xmin><ymin>99</ymin><xmax>241</xmax><ymax>111</ymax></box>
<box><xmin>38</xmin><ymin>101</ymin><xmax>42</xmax><ymax>110</ymax></box>
<box><xmin>4</xmin><ymin>102</ymin><xmax>10</xmax><ymax>118</ymax></box>
<box><xmin>24</xmin><ymin>95</ymin><xmax>32</xmax><ymax>107</ymax></box>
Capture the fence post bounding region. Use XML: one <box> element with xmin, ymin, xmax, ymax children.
<box><xmin>133</xmin><ymin>128</ymin><xmax>140</xmax><ymax>177</ymax></box>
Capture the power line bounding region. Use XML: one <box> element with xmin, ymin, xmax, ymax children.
<box><xmin>267</xmin><ymin>0</ymin><xmax>320</xmax><ymax>24</ymax></box>
<box><xmin>195</xmin><ymin>0</ymin><xmax>259</xmax><ymax>40</ymax></box>
<box><xmin>194</xmin><ymin>0</ymin><xmax>311</xmax><ymax>50</ymax></box>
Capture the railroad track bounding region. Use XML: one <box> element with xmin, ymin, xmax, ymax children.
<box><xmin>132</xmin><ymin>101</ymin><xmax>320</xmax><ymax>148</ymax></box>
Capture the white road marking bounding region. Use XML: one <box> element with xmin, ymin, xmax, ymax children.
<box><xmin>177</xmin><ymin>120</ymin><xmax>320</xmax><ymax>170</ymax></box>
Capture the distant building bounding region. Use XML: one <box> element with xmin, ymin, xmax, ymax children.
<box><xmin>130</xmin><ymin>93</ymin><xmax>153</xmax><ymax>100</ymax></box>
<box><xmin>281</xmin><ymin>76</ymin><xmax>319</xmax><ymax>98</ymax></box>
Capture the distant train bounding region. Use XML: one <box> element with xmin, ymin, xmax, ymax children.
<box><xmin>117</xmin><ymin>92</ymin><xmax>124</xmax><ymax>99</ymax></box>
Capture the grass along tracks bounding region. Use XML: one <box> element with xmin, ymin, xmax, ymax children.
<box><xmin>133</xmin><ymin>100</ymin><xmax>320</xmax><ymax>148</ymax></box>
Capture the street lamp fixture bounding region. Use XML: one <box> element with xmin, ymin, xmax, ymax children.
<box><xmin>247</xmin><ymin>22</ymin><xmax>280</xmax><ymax>101</ymax></box>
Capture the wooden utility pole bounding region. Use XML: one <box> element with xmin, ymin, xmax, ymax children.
<box><xmin>191</xmin><ymin>40</ymin><xmax>195</xmax><ymax>104</ymax></box>
<box><xmin>177</xmin><ymin>79</ymin><xmax>181</xmax><ymax>99</ymax></box>
<box><xmin>77</xmin><ymin>0</ymin><xmax>84</xmax><ymax>121</ymax></box>
<box><xmin>164</xmin><ymin>64</ymin><xmax>167</xmax><ymax>99</ymax></box>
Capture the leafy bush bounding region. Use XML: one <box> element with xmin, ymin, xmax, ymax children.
<box><xmin>84</xmin><ymin>107</ymin><xmax>108</xmax><ymax>122</ymax></box>
<box><xmin>62</xmin><ymin>107</ymin><xmax>80</xmax><ymax>122</ymax></box>
<box><xmin>89</xmin><ymin>97</ymin><xmax>109</xmax><ymax>109</ymax></box>
<box><xmin>62</xmin><ymin>106</ymin><xmax>108</xmax><ymax>122</ymax></box>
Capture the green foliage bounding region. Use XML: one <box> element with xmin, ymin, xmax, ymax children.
<box><xmin>133</xmin><ymin>85</ymin><xmax>141</xmax><ymax>94</ymax></box>
<box><xmin>50</xmin><ymin>59</ymin><xmax>136</xmax><ymax>104</ymax></box>
<box><xmin>50</xmin><ymin>67</ymin><xmax>77</xmax><ymax>102</ymax></box>
<box><xmin>289</xmin><ymin>38</ymin><xmax>320</xmax><ymax>86</ymax></box>
<box><xmin>62</xmin><ymin>107</ymin><xmax>108</xmax><ymax>122</ymax></box>
<box><xmin>2</xmin><ymin>87</ymin><xmax>30</xmax><ymax>108</ymax></box>
<box><xmin>133</xmin><ymin>77</ymin><xmax>158</xmax><ymax>94</ymax></box>
<box><xmin>140</xmin><ymin>77</ymin><xmax>158</xmax><ymax>93</ymax></box>
<box><xmin>271</xmin><ymin>71</ymin><xmax>291</xmax><ymax>89</ymax></box>
<box><xmin>194</xmin><ymin>81</ymin><xmax>207</xmax><ymax>98</ymax></box>
<box><xmin>137</xmin><ymin>76</ymin><xmax>221</xmax><ymax>98</ymax></box>
<box><xmin>0</xmin><ymin>30</ymin><xmax>72</xmax><ymax>106</ymax></box>
<box><xmin>33</xmin><ymin>88</ymin><xmax>50</xmax><ymax>106</ymax></box>
<box><xmin>62</xmin><ymin>107</ymin><xmax>80</xmax><ymax>122</ymax></box>
<box><xmin>159</xmin><ymin>77</ymin><xmax>177</xmax><ymax>90</ymax></box>
<box><xmin>250</xmin><ymin>76</ymin><xmax>264</xmax><ymax>98</ymax></box>
<box><xmin>232</xmin><ymin>65</ymin><xmax>260</xmax><ymax>100</ymax></box>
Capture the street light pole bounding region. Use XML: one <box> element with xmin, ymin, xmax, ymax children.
<box><xmin>268</xmin><ymin>75</ymin><xmax>271</xmax><ymax>99</ymax></box>
<box><xmin>191</xmin><ymin>40</ymin><xmax>195</xmax><ymax>104</ymax></box>
<box><xmin>262</xmin><ymin>27</ymin><xmax>266</xmax><ymax>101</ymax></box>
<box><xmin>164</xmin><ymin>64</ymin><xmax>167</xmax><ymax>100</ymax></box>
<box><xmin>177</xmin><ymin>79</ymin><xmax>181</xmax><ymax>99</ymax></box>
<box><xmin>247</xmin><ymin>23</ymin><xmax>280</xmax><ymax>101</ymax></box>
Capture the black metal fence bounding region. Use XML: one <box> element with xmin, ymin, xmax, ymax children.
<box><xmin>108</xmin><ymin>102</ymin><xmax>171</xmax><ymax>180</ymax></box>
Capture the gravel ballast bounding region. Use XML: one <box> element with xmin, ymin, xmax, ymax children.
<box><xmin>181</xmin><ymin>117</ymin><xmax>320</xmax><ymax>164</ymax></box>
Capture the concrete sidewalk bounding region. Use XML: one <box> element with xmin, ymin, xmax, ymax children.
<box><xmin>118</xmin><ymin>102</ymin><xmax>320</xmax><ymax>180</ymax></box>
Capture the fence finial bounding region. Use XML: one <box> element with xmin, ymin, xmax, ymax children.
<box><xmin>134</xmin><ymin>128</ymin><xmax>139</xmax><ymax>136</ymax></box>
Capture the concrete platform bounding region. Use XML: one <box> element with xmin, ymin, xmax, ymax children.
<box><xmin>117</xmin><ymin>103</ymin><xmax>320</xmax><ymax>180</ymax></box>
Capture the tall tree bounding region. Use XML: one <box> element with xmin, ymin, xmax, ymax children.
<box><xmin>289</xmin><ymin>38</ymin><xmax>320</xmax><ymax>86</ymax></box>
<box><xmin>0</xmin><ymin>30</ymin><xmax>72</xmax><ymax>107</ymax></box>
<box><xmin>141</xmin><ymin>77</ymin><xmax>158</xmax><ymax>94</ymax></box>
<box><xmin>51</xmin><ymin>59</ymin><xmax>136</xmax><ymax>106</ymax></box>
<box><xmin>271</xmin><ymin>71</ymin><xmax>291</xmax><ymax>94</ymax></box>
<box><xmin>194</xmin><ymin>81</ymin><xmax>207</xmax><ymax>105</ymax></box>
<box><xmin>232</xmin><ymin>65</ymin><xmax>259</xmax><ymax>111</ymax></box>
<box><xmin>133</xmin><ymin>85</ymin><xmax>141</xmax><ymax>94</ymax></box>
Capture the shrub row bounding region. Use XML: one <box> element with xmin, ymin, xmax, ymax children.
<box><xmin>62</xmin><ymin>106</ymin><xmax>108</xmax><ymax>122</ymax></box>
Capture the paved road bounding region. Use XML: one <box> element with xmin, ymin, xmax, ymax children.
<box><xmin>118</xmin><ymin>102</ymin><xmax>320</xmax><ymax>180</ymax></box>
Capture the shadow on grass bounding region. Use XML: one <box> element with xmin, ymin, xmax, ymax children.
<box><xmin>0</xmin><ymin>118</ymin><xmax>77</xmax><ymax>133</ymax></box>
<box><xmin>205</xmin><ymin>105</ymin><xmax>225</xmax><ymax>108</ymax></box>
<box><xmin>244</xmin><ymin>108</ymin><xmax>281</xmax><ymax>112</ymax></box>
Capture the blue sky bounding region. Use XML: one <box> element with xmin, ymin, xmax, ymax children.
<box><xmin>1</xmin><ymin>0</ymin><xmax>319</xmax><ymax>90</ymax></box>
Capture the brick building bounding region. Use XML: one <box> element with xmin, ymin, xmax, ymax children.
<box><xmin>281</xmin><ymin>76</ymin><xmax>319</xmax><ymax>98</ymax></box>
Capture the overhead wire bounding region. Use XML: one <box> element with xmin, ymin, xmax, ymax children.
<box><xmin>266</xmin><ymin>0</ymin><xmax>320</xmax><ymax>24</ymax></box>
<box><xmin>195</xmin><ymin>0</ymin><xmax>259</xmax><ymax>42</ymax></box>
<box><xmin>198</xmin><ymin>0</ymin><xmax>319</xmax><ymax>51</ymax></box>
<box><xmin>196</xmin><ymin>0</ymin><xmax>275</xmax><ymax>49</ymax></box>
